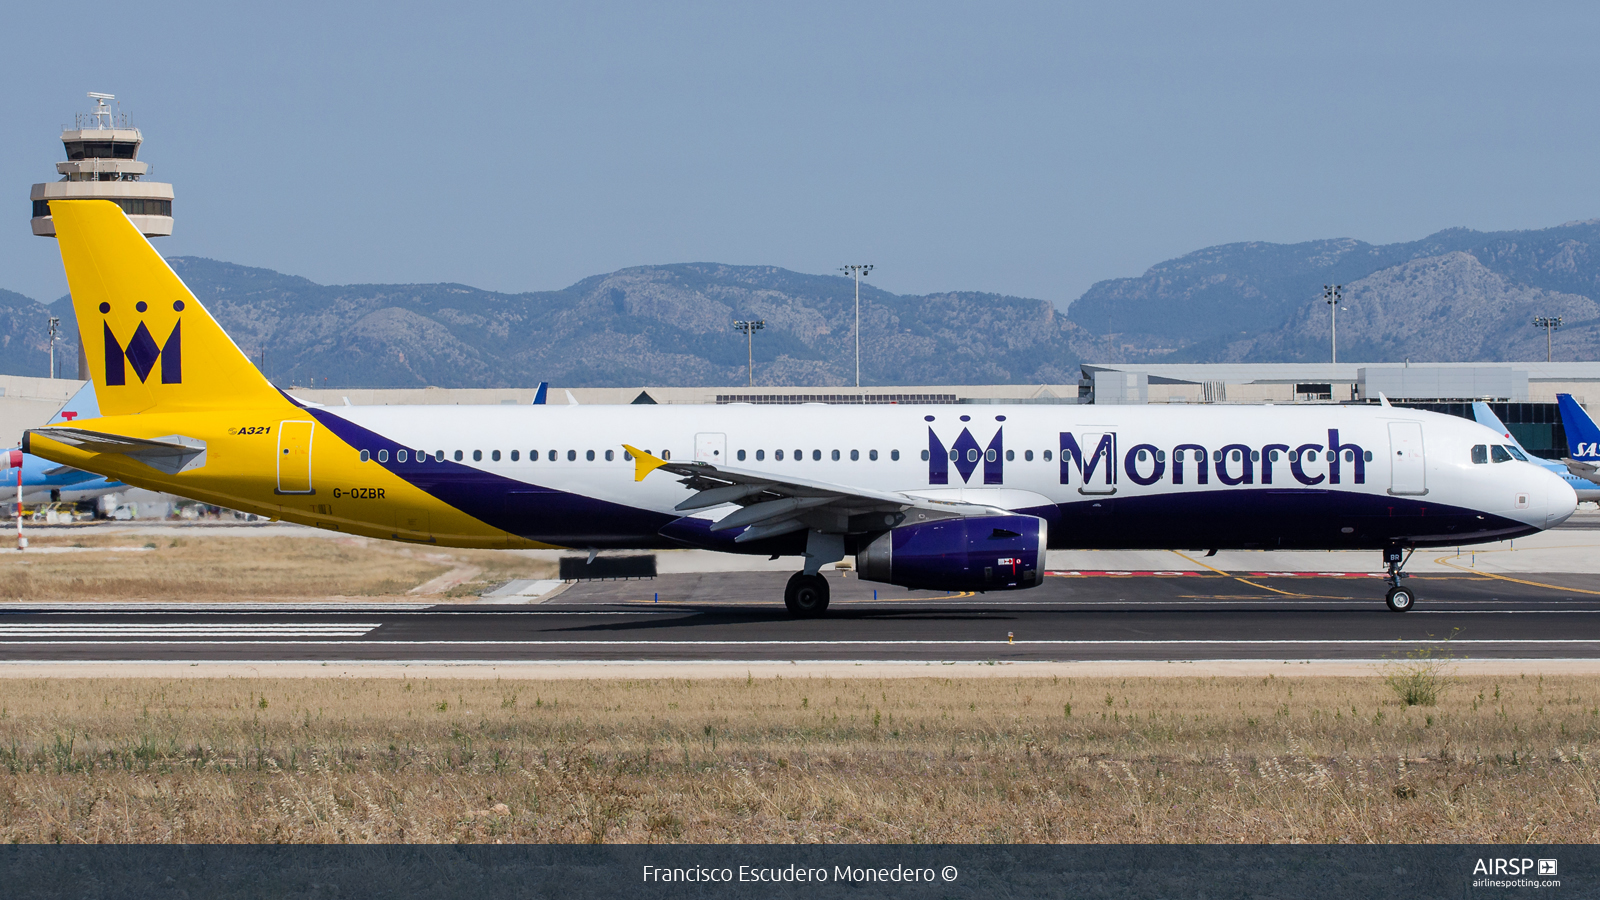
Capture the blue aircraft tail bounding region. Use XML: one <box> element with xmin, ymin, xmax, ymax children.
<box><xmin>48</xmin><ymin>381</ymin><xmax>101</xmax><ymax>424</ymax></box>
<box><xmin>1471</xmin><ymin>401</ymin><xmax>1516</xmax><ymax>443</ymax></box>
<box><xmin>532</xmin><ymin>382</ymin><xmax>548</xmax><ymax>405</ymax></box>
<box><xmin>1557</xmin><ymin>394</ymin><xmax>1600</xmax><ymax>460</ymax></box>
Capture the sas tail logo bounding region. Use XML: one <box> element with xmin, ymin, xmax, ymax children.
<box><xmin>1576</xmin><ymin>442</ymin><xmax>1600</xmax><ymax>459</ymax></box>
<box><xmin>102</xmin><ymin>300</ymin><xmax>183</xmax><ymax>386</ymax></box>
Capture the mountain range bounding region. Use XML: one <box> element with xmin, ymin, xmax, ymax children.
<box><xmin>3</xmin><ymin>219</ymin><xmax>1598</xmax><ymax>387</ymax></box>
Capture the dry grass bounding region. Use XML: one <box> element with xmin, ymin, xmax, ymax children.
<box><xmin>0</xmin><ymin>535</ymin><xmax>556</xmax><ymax>602</ymax></box>
<box><xmin>0</xmin><ymin>674</ymin><xmax>1596</xmax><ymax>843</ymax></box>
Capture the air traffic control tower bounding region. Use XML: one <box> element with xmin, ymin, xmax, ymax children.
<box><xmin>29</xmin><ymin>93</ymin><xmax>173</xmax><ymax>238</ymax></box>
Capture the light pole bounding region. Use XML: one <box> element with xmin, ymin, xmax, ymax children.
<box><xmin>1323</xmin><ymin>284</ymin><xmax>1346</xmax><ymax>364</ymax></box>
<box><xmin>839</xmin><ymin>264</ymin><xmax>873</xmax><ymax>388</ymax></box>
<box><xmin>1533</xmin><ymin>316</ymin><xmax>1563</xmax><ymax>363</ymax></box>
<box><xmin>733</xmin><ymin>320</ymin><xmax>765</xmax><ymax>387</ymax></box>
<box><xmin>47</xmin><ymin>316</ymin><xmax>59</xmax><ymax>379</ymax></box>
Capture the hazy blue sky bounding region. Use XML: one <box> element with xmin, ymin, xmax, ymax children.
<box><xmin>3</xmin><ymin>2</ymin><xmax>1598</xmax><ymax>308</ymax></box>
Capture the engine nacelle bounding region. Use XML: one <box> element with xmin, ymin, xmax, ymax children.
<box><xmin>856</xmin><ymin>514</ymin><xmax>1047</xmax><ymax>592</ymax></box>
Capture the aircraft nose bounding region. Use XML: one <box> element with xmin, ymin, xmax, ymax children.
<box><xmin>1545</xmin><ymin>468</ymin><xmax>1578</xmax><ymax>529</ymax></box>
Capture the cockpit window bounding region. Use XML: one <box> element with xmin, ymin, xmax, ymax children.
<box><xmin>1471</xmin><ymin>445</ymin><xmax>1488</xmax><ymax>465</ymax></box>
<box><xmin>1491</xmin><ymin>445</ymin><xmax>1513</xmax><ymax>463</ymax></box>
<box><xmin>1506</xmin><ymin>446</ymin><xmax>1529</xmax><ymax>462</ymax></box>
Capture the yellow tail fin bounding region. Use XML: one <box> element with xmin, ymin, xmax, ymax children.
<box><xmin>52</xmin><ymin>199</ymin><xmax>285</xmax><ymax>416</ymax></box>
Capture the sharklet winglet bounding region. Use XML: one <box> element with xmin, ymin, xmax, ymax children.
<box><xmin>623</xmin><ymin>444</ymin><xmax>668</xmax><ymax>482</ymax></box>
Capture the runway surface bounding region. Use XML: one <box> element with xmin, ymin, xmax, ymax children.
<box><xmin>2</xmin><ymin>568</ymin><xmax>1599</xmax><ymax>662</ymax></box>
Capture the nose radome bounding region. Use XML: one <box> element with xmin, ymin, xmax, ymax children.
<box><xmin>1546</xmin><ymin>469</ymin><xmax>1578</xmax><ymax>529</ymax></box>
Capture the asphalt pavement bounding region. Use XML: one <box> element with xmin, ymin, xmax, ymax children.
<box><xmin>1</xmin><ymin>568</ymin><xmax>1597</xmax><ymax>662</ymax></box>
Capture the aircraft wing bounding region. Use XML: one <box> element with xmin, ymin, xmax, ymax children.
<box><xmin>623</xmin><ymin>444</ymin><xmax>1003</xmax><ymax>543</ymax></box>
<box><xmin>40</xmin><ymin>464</ymin><xmax>102</xmax><ymax>483</ymax></box>
<box><xmin>1565</xmin><ymin>458</ymin><xmax>1600</xmax><ymax>482</ymax></box>
<box><xmin>26</xmin><ymin>427</ymin><xmax>207</xmax><ymax>475</ymax></box>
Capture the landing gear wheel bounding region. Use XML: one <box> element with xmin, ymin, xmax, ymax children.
<box><xmin>1385</xmin><ymin>586</ymin><xmax>1415</xmax><ymax>613</ymax></box>
<box><xmin>1382</xmin><ymin>544</ymin><xmax>1416</xmax><ymax>612</ymax></box>
<box><xmin>784</xmin><ymin>572</ymin><xmax>831</xmax><ymax>617</ymax></box>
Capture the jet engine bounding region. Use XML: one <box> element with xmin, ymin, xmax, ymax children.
<box><xmin>856</xmin><ymin>514</ymin><xmax>1047</xmax><ymax>592</ymax></box>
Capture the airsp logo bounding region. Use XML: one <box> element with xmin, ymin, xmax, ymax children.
<box><xmin>1472</xmin><ymin>858</ymin><xmax>1555</xmax><ymax>876</ymax></box>
<box><xmin>102</xmin><ymin>299</ymin><xmax>184</xmax><ymax>386</ymax></box>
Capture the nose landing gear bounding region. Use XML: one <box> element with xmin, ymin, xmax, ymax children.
<box><xmin>1383</xmin><ymin>544</ymin><xmax>1415</xmax><ymax>612</ymax></box>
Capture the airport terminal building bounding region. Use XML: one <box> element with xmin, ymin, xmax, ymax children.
<box><xmin>6</xmin><ymin>360</ymin><xmax>1598</xmax><ymax>463</ymax></box>
<box><xmin>1079</xmin><ymin>361</ymin><xmax>1600</xmax><ymax>459</ymax></box>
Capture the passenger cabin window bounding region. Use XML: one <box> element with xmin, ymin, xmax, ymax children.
<box><xmin>606</xmin><ymin>449</ymin><xmax>615</xmax><ymax>461</ymax></box>
<box><xmin>1491</xmin><ymin>445</ymin><xmax>1513</xmax><ymax>463</ymax></box>
<box><xmin>1043</xmin><ymin>450</ymin><xmax>1052</xmax><ymax>461</ymax></box>
<box><xmin>568</xmin><ymin>450</ymin><xmax>577</xmax><ymax>461</ymax></box>
<box><xmin>491</xmin><ymin>450</ymin><xmax>501</xmax><ymax>461</ymax></box>
<box><xmin>891</xmin><ymin>450</ymin><xmax>899</xmax><ymax>461</ymax></box>
<box><xmin>398</xmin><ymin>450</ymin><xmax>409</xmax><ymax>463</ymax></box>
<box><xmin>378</xmin><ymin>449</ymin><xmax>389</xmax><ymax>463</ymax></box>
<box><xmin>737</xmin><ymin>450</ymin><xmax>746</xmax><ymax>461</ymax></box>
<box><xmin>1025</xmin><ymin>450</ymin><xmax>1033</xmax><ymax>461</ymax></box>
<box><xmin>454</xmin><ymin>450</ymin><xmax>464</xmax><ymax>461</ymax></box>
<box><xmin>832</xmin><ymin>450</ymin><xmax>840</xmax><ymax>461</ymax></box>
<box><xmin>812</xmin><ymin>450</ymin><xmax>821</xmax><ymax>461</ymax></box>
<box><xmin>756</xmin><ymin>450</ymin><xmax>765</xmax><ymax>461</ymax></box>
<box><xmin>586</xmin><ymin>450</ymin><xmax>595</xmax><ymax>461</ymax></box>
<box><xmin>547</xmin><ymin>450</ymin><xmax>556</xmax><ymax>461</ymax></box>
<box><xmin>869</xmin><ymin>449</ymin><xmax>878</xmax><ymax>461</ymax></box>
<box><xmin>511</xmin><ymin>450</ymin><xmax>519</xmax><ymax>461</ymax></box>
<box><xmin>921</xmin><ymin>450</ymin><xmax>930</xmax><ymax>461</ymax></box>
<box><xmin>359</xmin><ymin>450</ymin><xmax>370</xmax><ymax>462</ymax></box>
<box><xmin>850</xmin><ymin>450</ymin><xmax>858</xmax><ymax>461</ymax></box>
<box><xmin>775</xmin><ymin>450</ymin><xmax>784</xmax><ymax>461</ymax></box>
<box><xmin>473</xmin><ymin>450</ymin><xmax>483</xmax><ymax>462</ymax></box>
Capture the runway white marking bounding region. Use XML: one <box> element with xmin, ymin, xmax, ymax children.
<box><xmin>0</xmin><ymin>624</ymin><xmax>381</xmax><ymax>638</ymax></box>
<box><xmin>0</xmin><ymin>638</ymin><xmax>1597</xmax><ymax>646</ymax></box>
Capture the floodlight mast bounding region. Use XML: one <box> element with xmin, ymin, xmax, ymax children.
<box><xmin>733</xmin><ymin>320</ymin><xmax>765</xmax><ymax>387</ymax></box>
<box><xmin>47</xmin><ymin>317</ymin><xmax>59</xmax><ymax>379</ymax></box>
<box><xmin>1532</xmin><ymin>316</ymin><xmax>1563</xmax><ymax>363</ymax></box>
<box><xmin>1324</xmin><ymin>284</ymin><xmax>1346</xmax><ymax>364</ymax></box>
<box><xmin>840</xmin><ymin>264</ymin><xmax>873</xmax><ymax>388</ymax></box>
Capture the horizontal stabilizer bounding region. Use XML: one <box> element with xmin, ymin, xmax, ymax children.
<box><xmin>27</xmin><ymin>427</ymin><xmax>207</xmax><ymax>475</ymax></box>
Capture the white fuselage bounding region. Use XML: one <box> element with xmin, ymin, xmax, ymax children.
<box><xmin>317</xmin><ymin>402</ymin><xmax>1576</xmax><ymax>552</ymax></box>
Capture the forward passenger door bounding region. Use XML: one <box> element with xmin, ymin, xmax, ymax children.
<box><xmin>1388</xmin><ymin>422</ymin><xmax>1427</xmax><ymax>496</ymax></box>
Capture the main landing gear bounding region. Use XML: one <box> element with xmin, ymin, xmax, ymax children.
<box><xmin>784</xmin><ymin>572</ymin><xmax>830</xmax><ymax>617</ymax></box>
<box><xmin>1384</xmin><ymin>544</ymin><xmax>1415</xmax><ymax>613</ymax></box>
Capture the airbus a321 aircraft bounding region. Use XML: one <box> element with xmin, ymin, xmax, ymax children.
<box><xmin>24</xmin><ymin>201</ymin><xmax>1578</xmax><ymax>615</ymax></box>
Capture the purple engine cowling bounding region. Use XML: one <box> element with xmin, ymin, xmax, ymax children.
<box><xmin>856</xmin><ymin>514</ymin><xmax>1047</xmax><ymax>592</ymax></box>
